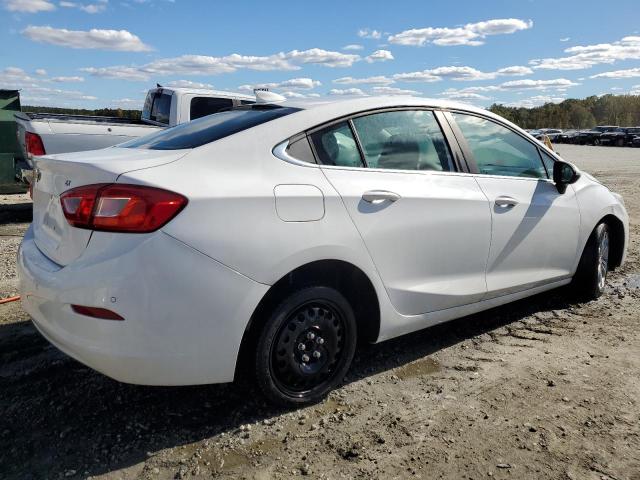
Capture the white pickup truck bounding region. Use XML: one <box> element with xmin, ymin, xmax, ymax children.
<box><xmin>15</xmin><ymin>86</ymin><xmax>254</xmax><ymax>165</ymax></box>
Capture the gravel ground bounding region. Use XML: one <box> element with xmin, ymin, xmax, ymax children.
<box><xmin>0</xmin><ymin>144</ymin><xmax>639</xmax><ymax>480</ymax></box>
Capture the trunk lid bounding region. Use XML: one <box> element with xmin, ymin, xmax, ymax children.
<box><xmin>32</xmin><ymin>147</ymin><xmax>188</xmax><ymax>265</ymax></box>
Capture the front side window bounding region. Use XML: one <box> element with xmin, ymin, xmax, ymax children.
<box><xmin>452</xmin><ymin>113</ymin><xmax>547</xmax><ymax>179</ymax></box>
<box><xmin>540</xmin><ymin>150</ymin><xmax>556</xmax><ymax>178</ymax></box>
<box><xmin>352</xmin><ymin>110</ymin><xmax>453</xmax><ymax>171</ymax></box>
<box><xmin>190</xmin><ymin>97</ymin><xmax>234</xmax><ymax>120</ymax></box>
<box><xmin>309</xmin><ymin>122</ymin><xmax>364</xmax><ymax>167</ymax></box>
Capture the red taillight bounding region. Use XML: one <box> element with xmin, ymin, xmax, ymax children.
<box><xmin>71</xmin><ymin>305</ymin><xmax>124</xmax><ymax>321</ymax></box>
<box><xmin>60</xmin><ymin>183</ymin><xmax>187</xmax><ymax>233</ymax></box>
<box><xmin>25</xmin><ymin>132</ymin><xmax>46</xmax><ymax>156</ymax></box>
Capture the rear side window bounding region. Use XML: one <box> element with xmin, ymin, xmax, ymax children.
<box><xmin>122</xmin><ymin>107</ymin><xmax>300</xmax><ymax>150</ymax></box>
<box><xmin>190</xmin><ymin>97</ymin><xmax>234</xmax><ymax>120</ymax></box>
<box><xmin>452</xmin><ymin>113</ymin><xmax>547</xmax><ymax>179</ymax></box>
<box><xmin>309</xmin><ymin>122</ymin><xmax>364</xmax><ymax>168</ymax></box>
<box><xmin>352</xmin><ymin>110</ymin><xmax>453</xmax><ymax>171</ymax></box>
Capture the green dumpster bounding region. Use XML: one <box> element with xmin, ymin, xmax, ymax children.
<box><xmin>0</xmin><ymin>89</ymin><xmax>27</xmax><ymax>192</ymax></box>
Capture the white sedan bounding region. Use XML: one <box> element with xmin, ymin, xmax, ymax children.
<box><xmin>18</xmin><ymin>95</ymin><xmax>628</xmax><ymax>406</ymax></box>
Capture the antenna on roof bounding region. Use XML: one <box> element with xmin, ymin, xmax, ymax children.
<box><xmin>254</xmin><ymin>88</ymin><xmax>286</xmax><ymax>104</ymax></box>
<box><xmin>156</xmin><ymin>83</ymin><xmax>162</xmax><ymax>88</ymax></box>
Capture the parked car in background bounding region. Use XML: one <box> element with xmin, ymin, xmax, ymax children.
<box><xmin>599</xmin><ymin>127</ymin><xmax>640</xmax><ymax>147</ymax></box>
<box><xmin>557</xmin><ymin>130</ymin><xmax>580</xmax><ymax>144</ymax></box>
<box><xmin>19</xmin><ymin>94</ymin><xmax>628</xmax><ymax>406</ymax></box>
<box><xmin>576</xmin><ymin>126</ymin><xmax>619</xmax><ymax>145</ymax></box>
<box><xmin>15</xmin><ymin>86</ymin><xmax>254</xmax><ymax>166</ymax></box>
<box><xmin>540</xmin><ymin>129</ymin><xmax>563</xmax><ymax>142</ymax></box>
<box><xmin>632</xmin><ymin>136</ymin><xmax>640</xmax><ymax>148</ymax></box>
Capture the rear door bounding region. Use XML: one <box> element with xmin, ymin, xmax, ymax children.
<box><xmin>312</xmin><ymin>109</ymin><xmax>491</xmax><ymax>316</ymax></box>
<box><xmin>447</xmin><ymin>112</ymin><xmax>580</xmax><ymax>297</ymax></box>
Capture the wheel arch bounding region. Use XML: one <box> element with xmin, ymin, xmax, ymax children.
<box><xmin>600</xmin><ymin>213</ymin><xmax>625</xmax><ymax>270</ymax></box>
<box><xmin>234</xmin><ymin>259</ymin><xmax>381</xmax><ymax>380</ymax></box>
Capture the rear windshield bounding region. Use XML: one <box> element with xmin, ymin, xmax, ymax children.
<box><xmin>122</xmin><ymin>107</ymin><xmax>300</xmax><ymax>150</ymax></box>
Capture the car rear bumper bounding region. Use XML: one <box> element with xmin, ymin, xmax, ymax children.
<box><xmin>18</xmin><ymin>225</ymin><xmax>269</xmax><ymax>385</ymax></box>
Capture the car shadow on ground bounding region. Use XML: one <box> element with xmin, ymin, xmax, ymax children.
<box><xmin>0</xmin><ymin>287</ymin><xmax>576</xmax><ymax>479</ymax></box>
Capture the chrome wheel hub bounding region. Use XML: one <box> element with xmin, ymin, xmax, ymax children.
<box><xmin>597</xmin><ymin>230</ymin><xmax>609</xmax><ymax>291</ymax></box>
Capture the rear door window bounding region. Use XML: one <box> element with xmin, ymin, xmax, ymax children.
<box><xmin>190</xmin><ymin>97</ymin><xmax>234</xmax><ymax>120</ymax></box>
<box><xmin>351</xmin><ymin>110</ymin><xmax>453</xmax><ymax>171</ymax></box>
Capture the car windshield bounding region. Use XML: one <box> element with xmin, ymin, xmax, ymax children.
<box><xmin>122</xmin><ymin>106</ymin><xmax>300</xmax><ymax>150</ymax></box>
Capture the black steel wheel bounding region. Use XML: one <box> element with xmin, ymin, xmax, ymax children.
<box><xmin>255</xmin><ymin>286</ymin><xmax>357</xmax><ymax>406</ymax></box>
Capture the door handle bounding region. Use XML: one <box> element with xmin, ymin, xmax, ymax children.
<box><xmin>362</xmin><ymin>190</ymin><xmax>401</xmax><ymax>203</ymax></box>
<box><xmin>495</xmin><ymin>196</ymin><xmax>518</xmax><ymax>207</ymax></box>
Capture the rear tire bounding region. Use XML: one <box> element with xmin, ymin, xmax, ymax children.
<box><xmin>255</xmin><ymin>286</ymin><xmax>357</xmax><ymax>407</ymax></box>
<box><xmin>571</xmin><ymin>223</ymin><xmax>610</xmax><ymax>300</ymax></box>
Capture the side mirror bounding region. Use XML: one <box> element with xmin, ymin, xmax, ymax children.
<box><xmin>553</xmin><ymin>161</ymin><xmax>580</xmax><ymax>194</ymax></box>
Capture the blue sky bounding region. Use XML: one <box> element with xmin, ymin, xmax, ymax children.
<box><xmin>2</xmin><ymin>0</ymin><xmax>640</xmax><ymax>109</ymax></box>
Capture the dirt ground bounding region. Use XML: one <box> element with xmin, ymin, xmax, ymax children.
<box><xmin>1</xmin><ymin>144</ymin><xmax>639</xmax><ymax>480</ymax></box>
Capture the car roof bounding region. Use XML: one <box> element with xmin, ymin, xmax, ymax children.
<box><xmin>269</xmin><ymin>95</ymin><xmax>522</xmax><ymax>136</ymax></box>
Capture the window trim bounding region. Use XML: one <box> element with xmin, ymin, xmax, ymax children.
<box><xmin>444</xmin><ymin>109</ymin><xmax>553</xmax><ymax>182</ymax></box>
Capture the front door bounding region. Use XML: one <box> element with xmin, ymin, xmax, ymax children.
<box><xmin>449</xmin><ymin>112</ymin><xmax>580</xmax><ymax>297</ymax></box>
<box><xmin>309</xmin><ymin>109</ymin><xmax>492</xmax><ymax>316</ymax></box>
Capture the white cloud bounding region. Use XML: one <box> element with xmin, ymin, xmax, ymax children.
<box><xmin>388</xmin><ymin>18</ymin><xmax>532</xmax><ymax>47</ymax></box>
<box><xmin>365</xmin><ymin>49</ymin><xmax>394</xmax><ymax>63</ymax></box>
<box><xmin>109</xmin><ymin>98</ymin><xmax>142</xmax><ymax>109</ymax></box>
<box><xmin>439</xmin><ymin>78</ymin><xmax>578</xmax><ymax>99</ymax></box>
<box><xmin>82</xmin><ymin>49</ymin><xmax>360</xmax><ymax>82</ymax></box>
<box><xmin>495</xmin><ymin>65</ymin><xmax>533</xmax><ymax>76</ymax></box>
<box><xmin>590</xmin><ymin>67</ymin><xmax>640</xmax><ymax>79</ymax></box>
<box><xmin>166</xmin><ymin>80</ymin><xmax>214</xmax><ymax>89</ymax></box>
<box><xmin>530</xmin><ymin>36</ymin><xmax>640</xmax><ymax>70</ymax></box>
<box><xmin>19</xmin><ymin>86</ymin><xmax>97</xmax><ymax>103</ymax></box>
<box><xmin>343</xmin><ymin>44</ymin><xmax>363</xmax><ymax>51</ymax></box>
<box><xmin>60</xmin><ymin>0</ymin><xmax>107</xmax><ymax>13</ymax></box>
<box><xmin>286</xmin><ymin>48</ymin><xmax>360</xmax><ymax>68</ymax></box>
<box><xmin>328</xmin><ymin>88</ymin><xmax>367</xmax><ymax>96</ymax></box>
<box><xmin>391</xmin><ymin>65</ymin><xmax>534</xmax><ymax>83</ymax></box>
<box><xmin>498</xmin><ymin>78</ymin><xmax>579</xmax><ymax>90</ymax></box>
<box><xmin>560</xmin><ymin>37</ymin><xmax>571</xmax><ymax>42</ymax></box>
<box><xmin>504</xmin><ymin>95</ymin><xmax>566</xmax><ymax>108</ymax></box>
<box><xmin>333</xmin><ymin>75</ymin><xmax>394</xmax><ymax>85</ymax></box>
<box><xmin>23</xmin><ymin>26</ymin><xmax>152</xmax><ymax>51</ymax></box>
<box><xmin>631</xmin><ymin>85</ymin><xmax>640</xmax><ymax>95</ymax></box>
<box><xmin>358</xmin><ymin>29</ymin><xmax>382</xmax><ymax>40</ymax></box>
<box><xmin>51</xmin><ymin>75</ymin><xmax>84</xmax><ymax>82</ymax></box>
<box><xmin>371</xmin><ymin>86</ymin><xmax>420</xmax><ymax>96</ymax></box>
<box><xmin>2</xmin><ymin>0</ymin><xmax>55</xmax><ymax>12</ymax></box>
<box><xmin>80</xmin><ymin>66</ymin><xmax>150</xmax><ymax>81</ymax></box>
<box><xmin>0</xmin><ymin>66</ymin><xmax>40</xmax><ymax>88</ymax></box>
<box><xmin>237</xmin><ymin>77</ymin><xmax>321</xmax><ymax>92</ymax></box>
<box><xmin>393</xmin><ymin>66</ymin><xmax>495</xmax><ymax>82</ymax></box>
<box><xmin>440</xmin><ymin>89</ymin><xmax>492</xmax><ymax>102</ymax></box>
<box><xmin>35</xmin><ymin>68</ymin><xmax>47</xmax><ymax>76</ymax></box>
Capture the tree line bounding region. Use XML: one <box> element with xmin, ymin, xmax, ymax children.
<box><xmin>488</xmin><ymin>94</ymin><xmax>640</xmax><ymax>130</ymax></box>
<box><xmin>23</xmin><ymin>105</ymin><xmax>142</xmax><ymax>120</ymax></box>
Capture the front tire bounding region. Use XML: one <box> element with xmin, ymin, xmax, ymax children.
<box><xmin>572</xmin><ymin>223</ymin><xmax>610</xmax><ymax>300</ymax></box>
<box><xmin>255</xmin><ymin>286</ymin><xmax>357</xmax><ymax>407</ymax></box>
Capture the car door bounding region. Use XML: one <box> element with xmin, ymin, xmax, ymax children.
<box><xmin>309</xmin><ymin>109</ymin><xmax>491</xmax><ymax>316</ymax></box>
<box><xmin>447</xmin><ymin>112</ymin><xmax>580</xmax><ymax>298</ymax></box>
